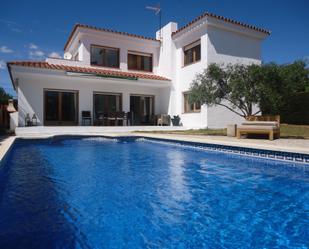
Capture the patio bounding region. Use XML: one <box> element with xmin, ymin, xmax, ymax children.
<box><xmin>12</xmin><ymin>126</ymin><xmax>309</xmax><ymax>156</ymax></box>
<box><xmin>15</xmin><ymin>126</ymin><xmax>189</xmax><ymax>137</ymax></box>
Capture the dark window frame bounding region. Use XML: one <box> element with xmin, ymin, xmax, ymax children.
<box><xmin>93</xmin><ymin>92</ymin><xmax>123</xmax><ymax>119</ymax></box>
<box><xmin>43</xmin><ymin>88</ymin><xmax>79</xmax><ymax>126</ymax></box>
<box><xmin>183</xmin><ymin>40</ymin><xmax>201</xmax><ymax>66</ymax></box>
<box><xmin>90</xmin><ymin>44</ymin><xmax>120</xmax><ymax>68</ymax></box>
<box><xmin>127</xmin><ymin>51</ymin><xmax>153</xmax><ymax>72</ymax></box>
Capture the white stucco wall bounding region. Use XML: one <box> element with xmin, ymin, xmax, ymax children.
<box><xmin>207</xmin><ymin>26</ymin><xmax>262</xmax><ymax>65</ymax></box>
<box><xmin>9</xmin><ymin>112</ymin><xmax>18</xmax><ymax>132</ymax></box>
<box><xmin>13</xmin><ymin>17</ymin><xmax>268</xmax><ymax>129</ymax></box>
<box><xmin>156</xmin><ymin>22</ymin><xmax>178</xmax><ymax>116</ymax></box>
<box><xmin>205</xmin><ymin>26</ymin><xmax>263</xmax><ymax>128</ymax></box>
<box><xmin>65</xmin><ymin>29</ymin><xmax>160</xmax><ymax>74</ymax></box>
<box><xmin>15</xmin><ymin>68</ymin><xmax>170</xmax><ymax>126</ymax></box>
<box><xmin>173</xmin><ymin>29</ymin><xmax>208</xmax><ymax>127</ymax></box>
<box><xmin>162</xmin><ymin>20</ymin><xmax>266</xmax><ymax>128</ymax></box>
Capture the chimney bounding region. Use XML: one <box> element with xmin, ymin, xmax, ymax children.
<box><xmin>7</xmin><ymin>99</ymin><xmax>17</xmax><ymax>113</ymax></box>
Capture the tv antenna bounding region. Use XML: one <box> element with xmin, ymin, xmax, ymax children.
<box><xmin>146</xmin><ymin>3</ymin><xmax>162</xmax><ymax>40</ymax></box>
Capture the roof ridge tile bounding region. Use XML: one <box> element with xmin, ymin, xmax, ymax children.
<box><xmin>64</xmin><ymin>23</ymin><xmax>160</xmax><ymax>51</ymax></box>
<box><xmin>172</xmin><ymin>11</ymin><xmax>271</xmax><ymax>36</ymax></box>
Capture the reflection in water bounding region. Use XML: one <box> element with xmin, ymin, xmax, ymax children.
<box><xmin>166</xmin><ymin>150</ymin><xmax>191</xmax><ymax>203</ymax></box>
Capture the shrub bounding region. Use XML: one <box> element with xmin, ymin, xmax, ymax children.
<box><xmin>280</xmin><ymin>92</ymin><xmax>309</xmax><ymax>125</ymax></box>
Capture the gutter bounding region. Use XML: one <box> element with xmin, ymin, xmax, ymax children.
<box><xmin>66</xmin><ymin>71</ymin><xmax>138</xmax><ymax>80</ymax></box>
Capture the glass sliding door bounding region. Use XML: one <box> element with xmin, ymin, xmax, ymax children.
<box><xmin>61</xmin><ymin>92</ymin><xmax>77</xmax><ymax>123</ymax></box>
<box><xmin>93</xmin><ymin>92</ymin><xmax>122</xmax><ymax>124</ymax></box>
<box><xmin>44</xmin><ymin>90</ymin><xmax>78</xmax><ymax>125</ymax></box>
<box><xmin>130</xmin><ymin>95</ymin><xmax>154</xmax><ymax>125</ymax></box>
<box><xmin>45</xmin><ymin>91</ymin><xmax>59</xmax><ymax>123</ymax></box>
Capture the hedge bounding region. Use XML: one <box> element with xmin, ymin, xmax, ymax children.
<box><xmin>280</xmin><ymin>92</ymin><xmax>309</xmax><ymax>125</ymax></box>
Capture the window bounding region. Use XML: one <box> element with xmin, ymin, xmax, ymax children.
<box><xmin>130</xmin><ymin>95</ymin><xmax>154</xmax><ymax>125</ymax></box>
<box><xmin>128</xmin><ymin>52</ymin><xmax>152</xmax><ymax>72</ymax></box>
<box><xmin>44</xmin><ymin>90</ymin><xmax>78</xmax><ymax>125</ymax></box>
<box><xmin>183</xmin><ymin>92</ymin><xmax>201</xmax><ymax>113</ymax></box>
<box><xmin>93</xmin><ymin>92</ymin><xmax>122</xmax><ymax>116</ymax></box>
<box><xmin>91</xmin><ymin>45</ymin><xmax>119</xmax><ymax>68</ymax></box>
<box><xmin>183</xmin><ymin>40</ymin><xmax>201</xmax><ymax>66</ymax></box>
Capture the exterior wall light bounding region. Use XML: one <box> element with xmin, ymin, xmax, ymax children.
<box><xmin>32</xmin><ymin>114</ymin><xmax>37</xmax><ymax>126</ymax></box>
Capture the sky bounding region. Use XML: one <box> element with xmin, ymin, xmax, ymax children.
<box><xmin>0</xmin><ymin>0</ymin><xmax>308</xmax><ymax>96</ymax></box>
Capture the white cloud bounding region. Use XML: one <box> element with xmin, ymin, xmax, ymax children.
<box><xmin>0</xmin><ymin>60</ymin><xmax>6</xmax><ymax>69</ymax></box>
<box><xmin>48</xmin><ymin>52</ymin><xmax>61</xmax><ymax>58</ymax></box>
<box><xmin>0</xmin><ymin>19</ymin><xmax>18</xmax><ymax>26</ymax></box>
<box><xmin>29</xmin><ymin>43</ymin><xmax>38</xmax><ymax>50</ymax></box>
<box><xmin>29</xmin><ymin>50</ymin><xmax>45</xmax><ymax>59</ymax></box>
<box><xmin>11</xmin><ymin>28</ymin><xmax>21</xmax><ymax>33</ymax></box>
<box><xmin>27</xmin><ymin>43</ymin><xmax>46</xmax><ymax>59</ymax></box>
<box><xmin>0</xmin><ymin>46</ymin><xmax>14</xmax><ymax>53</ymax></box>
<box><xmin>0</xmin><ymin>19</ymin><xmax>22</xmax><ymax>34</ymax></box>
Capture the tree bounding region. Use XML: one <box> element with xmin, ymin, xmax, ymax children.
<box><xmin>189</xmin><ymin>61</ymin><xmax>309</xmax><ymax>122</ymax></box>
<box><xmin>0</xmin><ymin>87</ymin><xmax>13</xmax><ymax>105</ymax></box>
<box><xmin>258</xmin><ymin>60</ymin><xmax>309</xmax><ymax>115</ymax></box>
<box><xmin>189</xmin><ymin>63</ymin><xmax>262</xmax><ymax>118</ymax></box>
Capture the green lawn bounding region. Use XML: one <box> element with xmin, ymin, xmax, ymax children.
<box><xmin>139</xmin><ymin>128</ymin><xmax>227</xmax><ymax>136</ymax></box>
<box><xmin>138</xmin><ymin>124</ymin><xmax>309</xmax><ymax>139</ymax></box>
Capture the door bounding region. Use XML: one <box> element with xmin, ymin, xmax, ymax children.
<box><xmin>130</xmin><ymin>95</ymin><xmax>154</xmax><ymax>125</ymax></box>
<box><xmin>44</xmin><ymin>90</ymin><xmax>78</xmax><ymax>125</ymax></box>
<box><xmin>93</xmin><ymin>92</ymin><xmax>122</xmax><ymax>125</ymax></box>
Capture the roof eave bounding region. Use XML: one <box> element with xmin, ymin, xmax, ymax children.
<box><xmin>6</xmin><ymin>61</ymin><xmax>171</xmax><ymax>82</ymax></box>
<box><xmin>64</xmin><ymin>24</ymin><xmax>79</xmax><ymax>51</ymax></box>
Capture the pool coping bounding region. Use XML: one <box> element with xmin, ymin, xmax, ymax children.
<box><xmin>1</xmin><ymin>134</ymin><xmax>309</xmax><ymax>165</ymax></box>
<box><xmin>0</xmin><ymin>136</ymin><xmax>16</xmax><ymax>164</ymax></box>
<box><xmin>137</xmin><ymin>136</ymin><xmax>309</xmax><ymax>165</ymax></box>
<box><xmin>135</xmin><ymin>133</ymin><xmax>309</xmax><ymax>155</ymax></box>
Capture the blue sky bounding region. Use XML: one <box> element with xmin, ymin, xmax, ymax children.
<box><xmin>0</xmin><ymin>0</ymin><xmax>308</xmax><ymax>96</ymax></box>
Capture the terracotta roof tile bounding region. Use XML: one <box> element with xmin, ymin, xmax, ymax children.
<box><xmin>7</xmin><ymin>61</ymin><xmax>170</xmax><ymax>81</ymax></box>
<box><xmin>64</xmin><ymin>23</ymin><xmax>160</xmax><ymax>51</ymax></box>
<box><xmin>172</xmin><ymin>11</ymin><xmax>271</xmax><ymax>37</ymax></box>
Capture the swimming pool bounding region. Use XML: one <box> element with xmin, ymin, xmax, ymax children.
<box><xmin>0</xmin><ymin>137</ymin><xmax>308</xmax><ymax>248</ymax></box>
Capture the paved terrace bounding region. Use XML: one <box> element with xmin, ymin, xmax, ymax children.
<box><xmin>15</xmin><ymin>126</ymin><xmax>189</xmax><ymax>137</ymax></box>
<box><xmin>1</xmin><ymin>126</ymin><xmax>308</xmax><ymax>163</ymax></box>
<box><xmin>10</xmin><ymin>126</ymin><xmax>309</xmax><ymax>156</ymax></box>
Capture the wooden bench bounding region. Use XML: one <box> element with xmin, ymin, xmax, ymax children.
<box><xmin>237</xmin><ymin>115</ymin><xmax>280</xmax><ymax>140</ymax></box>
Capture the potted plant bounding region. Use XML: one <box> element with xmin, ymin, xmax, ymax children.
<box><xmin>171</xmin><ymin>115</ymin><xmax>181</xmax><ymax>126</ymax></box>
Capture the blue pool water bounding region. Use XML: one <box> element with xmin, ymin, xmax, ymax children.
<box><xmin>0</xmin><ymin>137</ymin><xmax>308</xmax><ymax>249</ymax></box>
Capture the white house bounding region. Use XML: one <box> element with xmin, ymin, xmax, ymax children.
<box><xmin>7</xmin><ymin>11</ymin><xmax>270</xmax><ymax>128</ymax></box>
